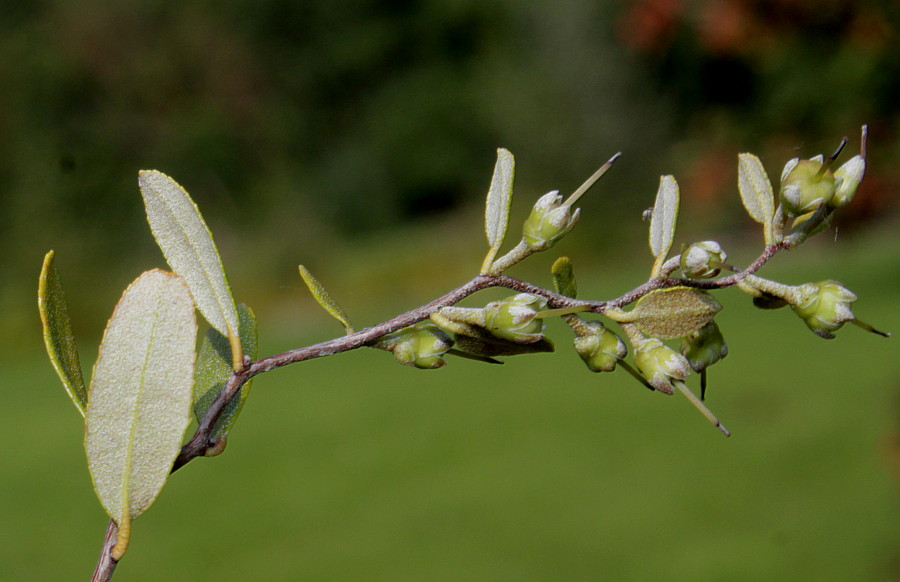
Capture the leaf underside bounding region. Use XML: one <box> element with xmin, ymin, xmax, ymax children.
<box><xmin>482</xmin><ymin>148</ymin><xmax>515</xmax><ymax>271</ymax></box>
<box><xmin>85</xmin><ymin>270</ymin><xmax>197</xmax><ymax>526</ymax></box>
<box><xmin>629</xmin><ymin>287</ymin><xmax>722</xmax><ymax>339</ymax></box>
<box><xmin>737</xmin><ymin>153</ymin><xmax>775</xmax><ymax>237</ymax></box>
<box><xmin>138</xmin><ymin>170</ymin><xmax>241</xmax><ymax>352</ymax></box>
<box><xmin>649</xmin><ymin>175</ymin><xmax>679</xmax><ymax>262</ymax></box>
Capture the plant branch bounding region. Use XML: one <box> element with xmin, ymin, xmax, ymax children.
<box><xmin>91</xmin><ymin>241</ymin><xmax>788</xmax><ymax>580</ymax></box>
<box><xmin>178</xmin><ymin>240</ymin><xmax>788</xmax><ymax>469</ymax></box>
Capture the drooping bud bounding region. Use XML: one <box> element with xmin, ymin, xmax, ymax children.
<box><xmin>380</xmin><ymin>322</ymin><xmax>454</xmax><ymax>368</ymax></box>
<box><xmin>573</xmin><ymin>321</ymin><xmax>627</xmax><ymax>372</ymax></box>
<box><xmin>779</xmin><ymin>159</ymin><xmax>837</xmax><ymax>217</ymax></box>
<box><xmin>790</xmin><ymin>280</ymin><xmax>857</xmax><ymax>339</ymax></box>
<box><xmin>679</xmin><ymin>321</ymin><xmax>728</xmax><ymax>373</ymax></box>
<box><xmin>484</xmin><ymin>293</ymin><xmax>548</xmax><ymax>343</ymax></box>
<box><xmin>633</xmin><ymin>338</ymin><xmax>692</xmax><ymax>394</ymax></box>
<box><xmin>830</xmin><ymin>155</ymin><xmax>865</xmax><ymax>208</ymax></box>
<box><xmin>522</xmin><ymin>191</ymin><xmax>580</xmax><ymax>251</ymax></box>
<box><xmin>680</xmin><ymin>241</ymin><xmax>727</xmax><ymax>278</ymax></box>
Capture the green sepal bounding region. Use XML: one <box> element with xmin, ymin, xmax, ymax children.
<box><xmin>192</xmin><ymin>303</ymin><xmax>259</xmax><ymax>440</ymax></box>
<box><xmin>38</xmin><ymin>250</ymin><xmax>87</xmax><ymax>416</ymax></box>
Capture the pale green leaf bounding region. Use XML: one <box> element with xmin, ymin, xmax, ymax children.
<box><xmin>192</xmin><ymin>304</ymin><xmax>258</xmax><ymax>439</ymax></box>
<box><xmin>298</xmin><ymin>265</ymin><xmax>353</xmax><ymax>332</ymax></box>
<box><xmin>551</xmin><ymin>256</ymin><xmax>577</xmax><ymax>298</ymax></box>
<box><xmin>85</xmin><ymin>270</ymin><xmax>196</xmax><ymax>554</ymax></box>
<box><xmin>737</xmin><ymin>153</ymin><xmax>775</xmax><ymax>242</ymax></box>
<box><xmin>628</xmin><ymin>287</ymin><xmax>722</xmax><ymax>339</ymax></box>
<box><xmin>138</xmin><ymin>170</ymin><xmax>241</xmax><ymax>365</ymax></box>
<box><xmin>481</xmin><ymin>148</ymin><xmax>515</xmax><ymax>272</ymax></box>
<box><xmin>38</xmin><ymin>250</ymin><xmax>87</xmax><ymax>416</ymax></box>
<box><xmin>649</xmin><ymin>175</ymin><xmax>679</xmax><ymax>273</ymax></box>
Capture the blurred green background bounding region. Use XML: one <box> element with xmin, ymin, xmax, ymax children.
<box><xmin>2</xmin><ymin>0</ymin><xmax>899</xmax><ymax>580</ymax></box>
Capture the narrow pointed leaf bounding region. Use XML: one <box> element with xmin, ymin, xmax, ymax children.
<box><xmin>85</xmin><ymin>270</ymin><xmax>196</xmax><ymax>555</ymax></box>
<box><xmin>649</xmin><ymin>175</ymin><xmax>679</xmax><ymax>271</ymax></box>
<box><xmin>481</xmin><ymin>148</ymin><xmax>515</xmax><ymax>272</ymax></box>
<box><xmin>298</xmin><ymin>265</ymin><xmax>353</xmax><ymax>332</ymax></box>
<box><xmin>192</xmin><ymin>304</ymin><xmax>258</xmax><ymax>439</ymax></box>
<box><xmin>138</xmin><ymin>170</ymin><xmax>241</xmax><ymax>365</ymax></box>
<box><xmin>737</xmin><ymin>153</ymin><xmax>775</xmax><ymax>242</ymax></box>
<box><xmin>38</xmin><ymin>251</ymin><xmax>87</xmax><ymax>416</ymax></box>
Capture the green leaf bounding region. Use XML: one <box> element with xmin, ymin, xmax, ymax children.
<box><xmin>37</xmin><ymin>251</ymin><xmax>87</xmax><ymax>416</ymax></box>
<box><xmin>85</xmin><ymin>270</ymin><xmax>197</xmax><ymax>559</ymax></box>
<box><xmin>551</xmin><ymin>256</ymin><xmax>577</xmax><ymax>298</ymax></box>
<box><xmin>192</xmin><ymin>304</ymin><xmax>258</xmax><ymax>440</ymax></box>
<box><xmin>298</xmin><ymin>265</ymin><xmax>353</xmax><ymax>332</ymax></box>
<box><xmin>138</xmin><ymin>170</ymin><xmax>242</xmax><ymax>368</ymax></box>
<box><xmin>649</xmin><ymin>175</ymin><xmax>679</xmax><ymax>275</ymax></box>
<box><xmin>481</xmin><ymin>148</ymin><xmax>515</xmax><ymax>273</ymax></box>
<box><xmin>627</xmin><ymin>287</ymin><xmax>722</xmax><ymax>340</ymax></box>
<box><xmin>737</xmin><ymin>153</ymin><xmax>775</xmax><ymax>243</ymax></box>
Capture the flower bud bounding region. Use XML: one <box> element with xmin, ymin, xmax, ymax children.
<box><xmin>779</xmin><ymin>159</ymin><xmax>836</xmax><ymax>217</ymax></box>
<box><xmin>679</xmin><ymin>321</ymin><xmax>728</xmax><ymax>372</ymax></box>
<box><xmin>484</xmin><ymin>293</ymin><xmax>548</xmax><ymax>343</ymax></box>
<box><xmin>680</xmin><ymin>241</ymin><xmax>727</xmax><ymax>278</ymax></box>
<box><xmin>522</xmin><ymin>191</ymin><xmax>580</xmax><ymax>251</ymax></box>
<box><xmin>790</xmin><ymin>280</ymin><xmax>857</xmax><ymax>339</ymax></box>
<box><xmin>830</xmin><ymin>155</ymin><xmax>865</xmax><ymax>208</ymax></box>
<box><xmin>633</xmin><ymin>338</ymin><xmax>691</xmax><ymax>394</ymax></box>
<box><xmin>573</xmin><ymin>321</ymin><xmax>627</xmax><ymax>372</ymax></box>
<box><xmin>385</xmin><ymin>322</ymin><xmax>454</xmax><ymax>368</ymax></box>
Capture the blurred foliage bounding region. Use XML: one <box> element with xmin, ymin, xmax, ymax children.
<box><xmin>618</xmin><ymin>0</ymin><xmax>899</xmax><ymax>225</ymax></box>
<box><xmin>1</xmin><ymin>0</ymin><xmax>897</xmax><ymax>343</ymax></box>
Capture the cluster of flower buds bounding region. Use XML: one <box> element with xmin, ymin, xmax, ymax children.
<box><xmin>777</xmin><ymin>131</ymin><xmax>867</xmax><ymax>243</ymax></box>
<box><xmin>779</xmin><ymin>153</ymin><xmax>865</xmax><ymax>217</ymax></box>
<box><xmin>301</xmin><ymin>134</ymin><xmax>885</xmax><ymax>440</ymax></box>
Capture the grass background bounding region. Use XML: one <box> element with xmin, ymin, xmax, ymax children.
<box><xmin>4</xmin><ymin>221</ymin><xmax>898</xmax><ymax>581</ymax></box>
